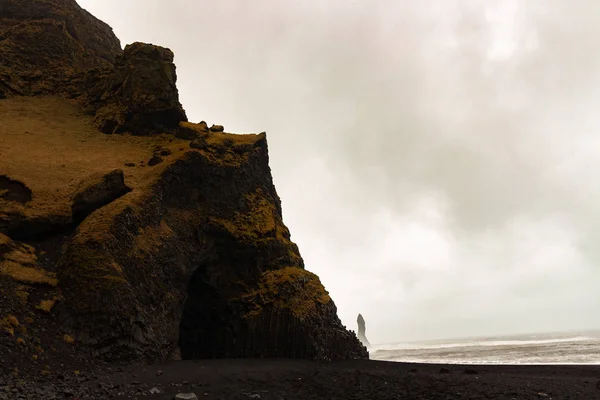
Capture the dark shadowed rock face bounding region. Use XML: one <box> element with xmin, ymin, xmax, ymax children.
<box><xmin>180</xmin><ymin>265</ymin><xmax>366</xmax><ymax>360</ymax></box>
<box><xmin>57</xmin><ymin>134</ymin><xmax>366</xmax><ymax>361</ymax></box>
<box><xmin>0</xmin><ymin>0</ymin><xmax>368</xmax><ymax>375</ymax></box>
<box><xmin>93</xmin><ymin>42</ymin><xmax>188</xmax><ymax>135</ymax></box>
<box><xmin>0</xmin><ymin>176</ymin><xmax>32</xmax><ymax>204</ymax></box>
<box><xmin>71</xmin><ymin>169</ymin><xmax>132</xmax><ymax>222</ymax></box>
<box><xmin>0</xmin><ymin>0</ymin><xmax>121</xmax><ymax>96</ymax></box>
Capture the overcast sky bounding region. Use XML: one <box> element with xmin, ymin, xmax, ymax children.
<box><xmin>78</xmin><ymin>0</ymin><xmax>600</xmax><ymax>344</ymax></box>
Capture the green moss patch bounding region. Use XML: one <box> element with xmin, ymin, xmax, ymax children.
<box><xmin>243</xmin><ymin>267</ymin><xmax>331</xmax><ymax>320</ymax></box>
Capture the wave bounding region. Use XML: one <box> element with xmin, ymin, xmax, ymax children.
<box><xmin>371</xmin><ymin>356</ymin><xmax>600</xmax><ymax>366</ymax></box>
<box><xmin>369</xmin><ymin>332</ymin><xmax>600</xmax><ymax>365</ymax></box>
<box><xmin>370</xmin><ymin>335</ymin><xmax>598</xmax><ymax>353</ymax></box>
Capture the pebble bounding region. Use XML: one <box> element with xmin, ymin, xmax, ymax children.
<box><xmin>174</xmin><ymin>393</ymin><xmax>199</xmax><ymax>400</ymax></box>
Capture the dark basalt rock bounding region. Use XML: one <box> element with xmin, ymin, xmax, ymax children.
<box><xmin>92</xmin><ymin>42</ymin><xmax>188</xmax><ymax>135</ymax></box>
<box><xmin>0</xmin><ymin>176</ymin><xmax>32</xmax><ymax>204</ymax></box>
<box><xmin>5</xmin><ymin>212</ymin><xmax>72</xmax><ymax>240</ymax></box>
<box><xmin>0</xmin><ymin>194</ymin><xmax>72</xmax><ymax>241</ymax></box>
<box><xmin>180</xmin><ymin>266</ymin><xmax>366</xmax><ymax>360</ymax></box>
<box><xmin>0</xmin><ymin>0</ymin><xmax>121</xmax><ymax>96</ymax></box>
<box><xmin>176</xmin><ymin>121</ymin><xmax>208</xmax><ymax>140</ymax></box>
<box><xmin>189</xmin><ymin>137</ymin><xmax>208</xmax><ymax>150</ymax></box>
<box><xmin>71</xmin><ymin>169</ymin><xmax>132</xmax><ymax>223</ymax></box>
<box><xmin>148</xmin><ymin>154</ymin><xmax>164</xmax><ymax>166</ymax></box>
<box><xmin>57</xmin><ymin>135</ymin><xmax>366</xmax><ymax>361</ymax></box>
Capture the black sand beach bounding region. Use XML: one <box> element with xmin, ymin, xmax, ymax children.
<box><xmin>3</xmin><ymin>359</ymin><xmax>599</xmax><ymax>399</ymax></box>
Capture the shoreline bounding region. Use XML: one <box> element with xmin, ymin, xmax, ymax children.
<box><xmin>371</xmin><ymin>358</ymin><xmax>600</xmax><ymax>366</ymax></box>
<box><xmin>3</xmin><ymin>359</ymin><xmax>599</xmax><ymax>399</ymax></box>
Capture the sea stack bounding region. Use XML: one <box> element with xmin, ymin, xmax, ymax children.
<box><xmin>357</xmin><ymin>313</ymin><xmax>370</xmax><ymax>348</ymax></box>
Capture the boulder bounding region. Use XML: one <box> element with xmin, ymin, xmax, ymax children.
<box><xmin>148</xmin><ymin>154</ymin><xmax>164</xmax><ymax>166</ymax></box>
<box><xmin>71</xmin><ymin>169</ymin><xmax>131</xmax><ymax>222</ymax></box>
<box><xmin>176</xmin><ymin>121</ymin><xmax>208</xmax><ymax>140</ymax></box>
<box><xmin>93</xmin><ymin>42</ymin><xmax>188</xmax><ymax>135</ymax></box>
<box><xmin>0</xmin><ymin>176</ymin><xmax>32</xmax><ymax>204</ymax></box>
<box><xmin>189</xmin><ymin>137</ymin><xmax>208</xmax><ymax>150</ymax></box>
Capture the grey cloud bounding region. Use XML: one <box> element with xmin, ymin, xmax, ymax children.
<box><xmin>78</xmin><ymin>0</ymin><xmax>600</xmax><ymax>343</ymax></box>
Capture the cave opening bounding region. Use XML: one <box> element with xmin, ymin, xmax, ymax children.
<box><xmin>178</xmin><ymin>264</ymin><xmax>234</xmax><ymax>359</ymax></box>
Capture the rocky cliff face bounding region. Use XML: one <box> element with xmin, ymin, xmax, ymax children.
<box><xmin>0</xmin><ymin>0</ymin><xmax>121</xmax><ymax>97</ymax></box>
<box><xmin>0</xmin><ymin>0</ymin><xmax>367</xmax><ymax>376</ymax></box>
<box><xmin>84</xmin><ymin>42</ymin><xmax>188</xmax><ymax>135</ymax></box>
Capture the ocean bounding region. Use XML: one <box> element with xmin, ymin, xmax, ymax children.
<box><xmin>370</xmin><ymin>330</ymin><xmax>600</xmax><ymax>365</ymax></box>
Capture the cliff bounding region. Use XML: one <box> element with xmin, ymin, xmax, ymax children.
<box><xmin>0</xmin><ymin>0</ymin><xmax>121</xmax><ymax>97</ymax></box>
<box><xmin>0</xmin><ymin>0</ymin><xmax>367</xmax><ymax>378</ymax></box>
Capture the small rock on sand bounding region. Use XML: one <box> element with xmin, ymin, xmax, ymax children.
<box><xmin>148</xmin><ymin>154</ymin><xmax>163</xmax><ymax>166</ymax></box>
<box><xmin>174</xmin><ymin>393</ymin><xmax>199</xmax><ymax>400</ymax></box>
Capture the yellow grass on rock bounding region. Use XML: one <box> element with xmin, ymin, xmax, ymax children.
<box><xmin>0</xmin><ymin>261</ymin><xmax>57</xmax><ymax>287</ymax></box>
<box><xmin>36</xmin><ymin>299</ymin><xmax>56</xmax><ymax>313</ymax></box>
<box><xmin>244</xmin><ymin>267</ymin><xmax>332</xmax><ymax>320</ymax></box>
<box><xmin>63</xmin><ymin>334</ymin><xmax>75</xmax><ymax>344</ymax></box>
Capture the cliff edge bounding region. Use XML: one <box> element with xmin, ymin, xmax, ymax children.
<box><xmin>0</xmin><ymin>0</ymin><xmax>367</xmax><ymax>379</ymax></box>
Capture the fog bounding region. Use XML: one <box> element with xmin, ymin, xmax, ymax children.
<box><xmin>78</xmin><ymin>0</ymin><xmax>600</xmax><ymax>343</ymax></box>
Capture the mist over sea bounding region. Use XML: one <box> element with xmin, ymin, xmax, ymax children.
<box><xmin>370</xmin><ymin>331</ymin><xmax>600</xmax><ymax>365</ymax></box>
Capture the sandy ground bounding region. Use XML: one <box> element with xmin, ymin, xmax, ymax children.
<box><xmin>4</xmin><ymin>359</ymin><xmax>598</xmax><ymax>399</ymax></box>
<box><xmin>110</xmin><ymin>359</ymin><xmax>600</xmax><ymax>400</ymax></box>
